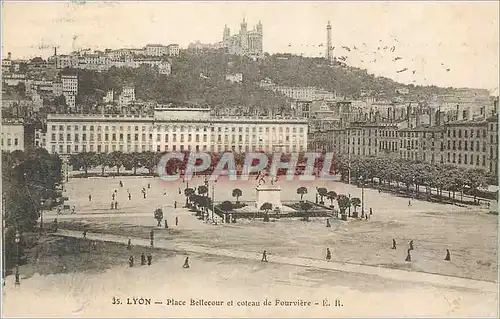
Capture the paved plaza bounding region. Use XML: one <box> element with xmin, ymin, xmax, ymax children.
<box><xmin>45</xmin><ymin>175</ymin><xmax>497</xmax><ymax>282</ymax></box>
<box><xmin>4</xmin><ymin>175</ymin><xmax>496</xmax><ymax>317</ymax></box>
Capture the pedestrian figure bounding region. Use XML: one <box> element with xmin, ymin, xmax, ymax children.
<box><xmin>326</xmin><ymin>219</ymin><xmax>331</xmax><ymax>228</ymax></box>
<box><xmin>53</xmin><ymin>218</ymin><xmax>58</xmax><ymax>232</ymax></box>
<box><xmin>405</xmin><ymin>249</ymin><xmax>412</xmax><ymax>262</ymax></box>
<box><xmin>178</xmin><ymin>188</ymin><xmax>181</xmax><ymax>195</ymax></box>
<box><xmin>326</xmin><ymin>248</ymin><xmax>331</xmax><ymax>261</ymax></box>
<box><xmin>72</xmin><ymin>206</ymin><xmax>76</xmax><ymax>214</ymax></box>
<box><xmin>143</xmin><ymin>192</ymin><xmax>146</xmax><ymax>199</ymax></box>
<box><xmin>174</xmin><ymin>201</ymin><xmax>177</xmax><ymax>209</ymax></box>
<box><xmin>114</xmin><ymin>201</ymin><xmax>118</xmax><ymax>210</ymax></box>
<box><xmin>261</xmin><ymin>250</ymin><xmax>268</xmax><ymax>262</ymax></box>
<box><xmin>164</xmin><ymin>220</ymin><xmax>168</xmax><ymax>229</ymax></box>
<box><xmin>147</xmin><ymin>253</ymin><xmax>152</xmax><ymax>266</ymax></box>
<box><xmin>392</xmin><ymin>239</ymin><xmax>397</xmax><ymax>249</ymax></box>
<box><xmin>408</xmin><ymin>199</ymin><xmax>411</xmax><ymax>206</ymax></box>
<box><xmin>128</xmin><ymin>193</ymin><xmax>131</xmax><ymax>200</ymax></box>
<box><xmin>175</xmin><ymin>216</ymin><xmax>178</xmax><ymax>226</ymax></box>
<box><xmin>445</xmin><ymin>249</ymin><xmax>451</xmax><ymax>261</ymax></box>
<box><xmin>111</xmin><ymin>201</ymin><xmax>114</xmax><ymax>209</ymax></box>
<box><xmin>119</xmin><ymin>181</ymin><xmax>123</xmax><ymax>187</ymax></box>
<box><xmin>127</xmin><ymin>239</ymin><xmax>131</xmax><ymax>250</ymax></box>
<box><xmin>112</xmin><ymin>193</ymin><xmax>116</xmax><ymax>201</ymax></box>
<box><xmin>129</xmin><ymin>256</ymin><xmax>134</xmax><ymax>267</ymax></box>
<box><xmin>163</xmin><ymin>190</ymin><xmax>167</xmax><ymax>196</ymax></box>
<box><xmin>141</xmin><ymin>253</ymin><xmax>146</xmax><ymax>265</ymax></box>
<box><xmin>365</xmin><ymin>213</ymin><xmax>368</xmax><ymax>220</ymax></box>
<box><xmin>370</xmin><ymin>208</ymin><xmax>373</xmax><ymax>216</ymax></box>
<box><xmin>82</xmin><ymin>230</ymin><xmax>87</xmax><ymax>238</ymax></box>
<box><xmin>409</xmin><ymin>240</ymin><xmax>414</xmax><ymax>250</ymax></box>
<box><xmin>89</xmin><ymin>194</ymin><xmax>92</xmax><ymax>202</ymax></box>
<box><xmin>183</xmin><ymin>257</ymin><xmax>190</xmax><ymax>268</ymax></box>
<box><xmin>148</xmin><ymin>183</ymin><xmax>151</xmax><ymax>189</ymax></box>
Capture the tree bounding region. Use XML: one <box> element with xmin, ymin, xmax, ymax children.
<box><xmin>221</xmin><ymin>200</ymin><xmax>233</xmax><ymax>223</ymax></box>
<box><xmin>297</xmin><ymin>186</ymin><xmax>307</xmax><ymax>201</ymax></box>
<box><xmin>107</xmin><ymin>151</ymin><xmax>124</xmax><ymax>174</ymax></box>
<box><xmin>260</xmin><ymin>202</ymin><xmax>272</xmax><ymax>222</ymax></box>
<box><xmin>184</xmin><ymin>188</ymin><xmax>195</xmax><ymax>207</ymax></box>
<box><xmin>198</xmin><ymin>185</ymin><xmax>208</xmax><ymax>196</ymax></box>
<box><xmin>69</xmin><ymin>152</ymin><xmax>97</xmax><ymax>177</ymax></box>
<box><xmin>317</xmin><ymin>187</ymin><xmax>328</xmax><ymax>205</ymax></box>
<box><xmin>350</xmin><ymin>197</ymin><xmax>361</xmax><ymax>213</ymax></box>
<box><xmin>232</xmin><ymin>188</ymin><xmax>242</xmax><ymax>205</ymax></box>
<box><xmin>95</xmin><ymin>153</ymin><xmax>110</xmax><ymax>176</ymax></box>
<box><xmin>464</xmin><ymin>168</ymin><xmax>488</xmax><ymax>203</ymax></box>
<box><xmin>336</xmin><ymin>194</ymin><xmax>350</xmax><ymax>216</ymax></box>
<box><xmin>299</xmin><ymin>201</ymin><xmax>313</xmax><ymax>221</ymax></box>
<box><xmin>326</xmin><ymin>190</ymin><xmax>337</xmax><ymax>207</ymax></box>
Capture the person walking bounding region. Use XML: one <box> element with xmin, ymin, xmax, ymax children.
<box><xmin>119</xmin><ymin>180</ymin><xmax>123</xmax><ymax>187</ymax></box>
<box><xmin>445</xmin><ymin>249</ymin><xmax>451</xmax><ymax>261</ymax></box>
<box><xmin>127</xmin><ymin>239</ymin><xmax>131</xmax><ymax>250</ymax></box>
<box><xmin>147</xmin><ymin>253</ymin><xmax>152</xmax><ymax>266</ymax></box>
<box><xmin>174</xmin><ymin>201</ymin><xmax>177</xmax><ymax>209</ymax></box>
<box><xmin>112</xmin><ymin>193</ymin><xmax>116</xmax><ymax>201</ymax></box>
<box><xmin>175</xmin><ymin>216</ymin><xmax>179</xmax><ymax>226</ymax></box>
<box><xmin>128</xmin><ymin>192</ymin><xmax>131</xmax><ymax>200</ymax></box>
<box><xmin>326</xmin><ymin>219</ymin><xmax>331</xmax><ymax>228</ymax></box>
<box><xmin>261</xmin><ymin>250</ymin><xmax>268</xmax><ymax>262</ymax></box>
<box><xmin>405</xmin><ymin>249</ymin><xmax>412</xmax><ymax>262</ymax></box>
<box><xmin>82</xmin><ymin>230</ymin><xmax>87</xmax><ymax>238</ymax></box>
<box><xmin>409</xmin><ymin>240</ymin><xmax>414</xmax><ymax>250</ymax></box>
<box><xmin>164</xmin><ymin>220</ymin><xmax>168</xmax><ymax>229</ymax></box>
<box><xmin>326</xmin><ymin>248</ymin><xmax>332</xmax><ymax>261</ymax></box>
<box><xmin>183</xmin><ymin>257</ymin><xmax>190</xmax><ymax>268</ymax></box>
<box><xmin>148</xmin><ymin>183</ymin><xmax>151</xmax><ymax>189</ymax></box>
<box><xmin>408</xmin><ymin>199</ymin><xmax>412</xmax><ymax>206</ymax></box>
<box><xmin>141</xmin><ymin>253</ymin><xmax>146</xmax><ymax>266</ymax></box>
<box><xmin>128</xmin><ymin>256</ymin><xmax>134</xmax><ymax>267</ymax></box>
<box><xmin>392</xmin><ymin>239</ymin><xmax>397</xmax><ymax>250</ymax></box>
<box><xmin>114</xmin><ymin>201</ymin><xmax>118</xmax><ymax>210</ymax></box>
<box><xmin>89</xmin><ymin>194</ymin><xmax>92</xmax><ymax>202</ymax></box>
<box><xmin>110</xmin><ymin>202</ymin><xmax>114</xmax><ymax>210</ymax></box>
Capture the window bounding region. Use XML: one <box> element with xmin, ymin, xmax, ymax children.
<box><xmin>14</xmin><ymin>138</ymin><xmax>18</xmax><ymax>146</ymax></box>
<box><xmin>82</xmin><ymin>134</ymin><xmax>87</xmax><ymax>142</ymax></box>
<box><xmin>105</xmin><ymin>134</ymin><xmax>109</xmax><ymax>141</ymax></box>
<box><xmin>464</xmin><ymin>154</ymin><xmax>468</xmax><ymax>164</ymax></box>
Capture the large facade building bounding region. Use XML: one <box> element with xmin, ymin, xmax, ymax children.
<box><xmin>309</xmin><ymin>115</ymin><xmax>499</xmax><ymax>176</ymax></box>
<box><xmin>1</xmin><ymin>119</ymin><xmax>25</xmax><ymax>152</ymax></box>
<box><xmin>221</xmin><ymin>19</ymin><xmax>263</xmax><ymax>57</ymax></box>
<box><xmin>45</xmin><ymin>106</ymin><xmax>308</xmax><ymax>155</ymax></box>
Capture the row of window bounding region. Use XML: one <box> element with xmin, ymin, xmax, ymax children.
<box><xmin>50</xmin><ymin>144</ymin><xmax>305</xmax><ymax>154</ymax></box>
<box><xmin>51</xmin><ymin>133</ymin><xmax>305</xmax><ymax>144</ymax></box>
<box><xmin>1</xmin><ymin>138</ymin><xmax>20</xmax><ymax>146</ymax></box>
<box><xmin>50</xmin><ymin>125</ymin><xmax>306</xmax><ymax>134</ymax></box>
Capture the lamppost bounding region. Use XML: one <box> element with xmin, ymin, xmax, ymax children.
<box><xmin>14</xmin><ymin>230</ymin><xmax>20</xmax><ymax>285</ymax></box>
<box><xmin>40</xmin><ymin>200</ymin><xmax>45</xmax><ymax>231</ymax></box>
<box><xmin>360</xmin><ymin>175</ymin><xmax>365</xmax><ymax>216</ymax></box>
<box><xmin>211</xmin><ymin>178</ymin><xmax>218</xmax><ymax>222</ymax></box>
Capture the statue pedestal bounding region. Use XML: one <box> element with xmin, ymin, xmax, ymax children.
<box><xmin>255</xmin><ymin>185</ymin><xmax>283</xmax><ymax>210</ymax></box>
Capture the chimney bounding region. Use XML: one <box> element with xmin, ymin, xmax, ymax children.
<box><xmin>7</xmin><ymin>52</ymin><xmax>11</xmax><ymax>60</ymax></box>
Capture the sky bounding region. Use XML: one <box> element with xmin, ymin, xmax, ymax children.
<box><xmin>1</xmin><ymin>1</ymin><xmax>499</xmax><ymax>91</ymax></box>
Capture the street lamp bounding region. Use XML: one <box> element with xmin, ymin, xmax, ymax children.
<box><xmin>211</xmin><ymin>179</ymin><xmax>217</xmax><ymax>223</ymax></box>
<box><xmin>14</xmin><ymin>230</ymin><xmax>20</xmax><ymax>285</ymax></box>
<box><xmin>360</xmin><ymin>176</ymin><xmax>365</xmax><ymax>216</ymax></box>
<box><xmin>40</xmin><ymin>200</ymin><xmax>45</xmax><ymax>231</ymax></box>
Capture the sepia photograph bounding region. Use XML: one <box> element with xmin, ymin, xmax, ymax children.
<box><xmin>0</xmin><ymin>1</ymin><xmax>498</xmax><ymax>317</ymax></box>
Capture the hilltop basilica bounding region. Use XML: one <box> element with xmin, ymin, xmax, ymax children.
<box><xmin>221</xmin><ymin>18</ymin><xmax>263</xmax><ymax>57</ymax></box>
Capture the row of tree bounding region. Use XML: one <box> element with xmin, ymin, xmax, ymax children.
<box><xmin>336</xmin><ymin>156</ymin><xmax>493</xmax><ymax>202</ymax></box>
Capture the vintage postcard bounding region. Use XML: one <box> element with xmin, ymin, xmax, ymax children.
<box><xmin>1</xmin><ymin>1</ymin><xmax>498</xmax><ymax>317</ymax></box>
